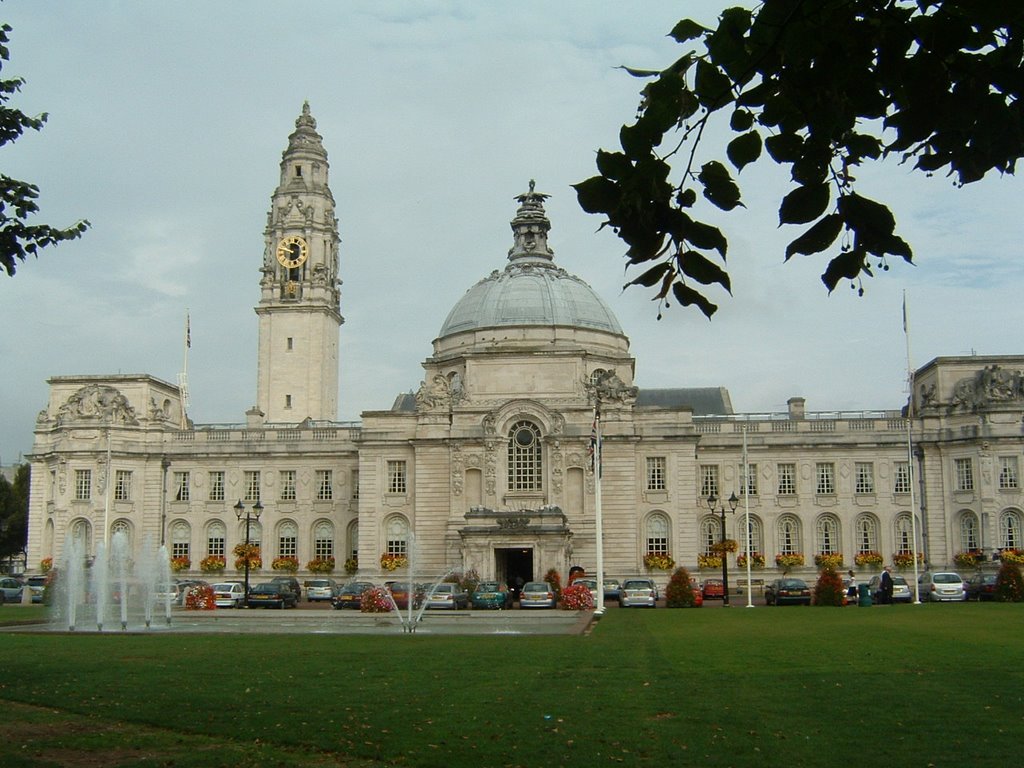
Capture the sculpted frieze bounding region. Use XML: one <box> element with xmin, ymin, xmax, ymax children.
<box><xmin>947</xmin><ymin>365</ymin><xmax>1024</xmax><ymax>412</ymax></box>
<box><xmin>55</xmin><ymin>384</ymin><xmax>138</xmax><ymax>426</ymax></box>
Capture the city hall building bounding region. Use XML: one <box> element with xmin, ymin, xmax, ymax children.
<box><xmin>24</xmin><ymin>105</ymin><xmax>1024</xmax><ymax>588</ymax></box>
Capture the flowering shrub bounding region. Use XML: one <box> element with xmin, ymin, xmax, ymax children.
<box><xmin>697</xmin><ymin>553</ymin><xmax>722</xmax><ymax>569</ymax></box>
<box><xmin>200</xmin><ymin>555</ymin><xmax>226</xmax><ymax>573</ymax></box>
<box><xmin>272</xmin><ymin>556</ymin><xmax>299</xmax><ymax>572</ymax></box>
<box><xmin>1000</xmin><ymin>548</ymin><xmax>1024</xmax><ymax>564</ymax></box>
<box><xmin>344</xmin><ymin>556</ymin><xmax>358</xmax><ymax>575</ymax></box>
<box><xmin>457</xmin><ymin>568</ymin><xmax>480</xmax><ymax>596</ymax></box>
<box><xmin>170</xmin><ymin>556</ymin><xmax>191</xmax><ymax>572</ymax></box>
<box><xmin>644</xmin><ymin>553</ymin><xmax>676</xmax><ymax>570</ymax></box>
<box><xmin>665</xmin><ymin>566</ymin><xmax>699</xmax><ymax>608</ymax></box>
<box><xmin>185</xmin><ymin>584</ymin><xmax>215</xmax><ymax>610</ymax></box>
<box><xmin>854</xmin><ymin>551</ymin><xmax>884</xmax><ymax>567</ymax></box>
<box><xmin>736</xmin><ymin>552</ymin><xmax>765</xmax><ymax>569</ymax></box>
<box><xmin>308</xmin><ymin>557</ymin><xmax>336</xmax><ymax>573</ymax></box>
<box><xmin>995</xmin><ymin>561</ymin><xmax>1024</xmax><ymax>602</ymax></box>
<box><xmin>544</xmin><ymin>568</ymin><xmax>563</xmax><ymax>601</ymax></box>
<box><xmin>360</xmin><ymin>585</ymin><xmax>395</xmax><ymax>613</ymax></box>
<box><xmin>560</xmin><ymin>583</ymin><xmax>594</xmax><ymax>610</ymax></box>
<box><xmin>233</xmin><ymin>543</ymin><xmax>261</xmax><ymax>571</ymax></box>
<box><xmin>775</xmin><ymin>553</ymin><xmax>805</xmax><ymax>568</ymax></box>
<box><xmin>892</xmin><ymin>551</ymin><xmax>923</xmax><ymax>569</ymax></box>
<box><xmin>40</xmin><ymin>557</ymin><xmax>53</xmax><ymax>573</ymax></box>
<box><xmin>711</xmin><ymin>539</ymin><xmax>739</xmax><ymax>554</ymax></box>
<box><xmin>812</xmin><ymin>567</ymin><xmax>846</xmax><ymax>606</ymax></box>
<box><xmin>380</xmin><ymin>553</ymin><xmax>408</xmax><ymax>571</ymax></box>
<box><xmin>954</xmin><ymin>550</ymin><xmax>983</xmax><ymax>569</ymax></box>
<box><xmin>814</xmin><ymin>553</ymin><xmax>844</xmax><ymax>569</ymax></box>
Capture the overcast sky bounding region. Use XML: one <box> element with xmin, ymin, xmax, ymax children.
<box><xmin>2</xmin><ymin>2</ymin><xmax>1021</xmax><ymax>464</ymax></box>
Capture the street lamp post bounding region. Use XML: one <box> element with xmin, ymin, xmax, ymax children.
<box><xmin>706</xmin><ymin>492</ymin><xmax>739</xmax><ymax>607</ymax></box>
<box><xmin>234</xmin><ymin>499</ymin><xmax>262</xmax><ymax>607</ymax></box>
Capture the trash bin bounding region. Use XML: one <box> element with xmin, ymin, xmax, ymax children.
<box><xmin>858</xmin><ymin>583</ymin><xmax>873</xmax><ymax>607</ymax></box>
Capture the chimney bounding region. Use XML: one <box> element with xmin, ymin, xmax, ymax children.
<box><xmin>787</xmin><ymin>397</ymin><xmax>805</xmax><ymax>420</ymax></box>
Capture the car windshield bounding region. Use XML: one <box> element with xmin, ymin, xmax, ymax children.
<box><xmin>779</xmin><ymin>580</ymin><xmax>806</xmax><ymax>588</ymax></box>
<box><xmin>933</xmin><ymin>573</ymin><xmax>962</xmax><ymax>584</ymax></box>
<box><xmin>213</xmin><ymin>583</ymin><xmax>236</xmax><ymax>591</ymax></box>
<box><xmin>309</xmin><ymin>580</ymin><xmax>330</xmax><ymax>588</ymax></box>
<box><xmin>623</xmin><ymin>580</ymin><xmax>652</xmax><ymax>590</ymax></box>
<box><xmin>523</xmin><ymin>582</ymin><xmax>548</xmax><ymax>591</ymax></box>
<box><xmin>432</xmin><ymin>584</ymin><xmax>454</xmax><ymax>593</ymax></box>
<box><xmin>893</xmin><ymin>577</ymin><xmax>909</xmax><ymax>586</ymax></box>
<box><xmin>476</xmin><ymin>582</ymin><xmax>499</xmax><ymax>592</ymax></box>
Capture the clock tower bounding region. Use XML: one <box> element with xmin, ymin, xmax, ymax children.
<box><xmin>255</xmin><ymin>102</ymin><xmax>343</xmax><ymax>423</ymax></box>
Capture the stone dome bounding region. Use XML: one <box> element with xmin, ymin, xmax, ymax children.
<box><xmin>436</xmin><ymin>182</ymin><xmax>625</xmax><ymax>340</ymax></box>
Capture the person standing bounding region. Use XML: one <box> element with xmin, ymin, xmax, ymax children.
<box><xmin>879</xmin><ymin>566</ymin><xmax>894</xmax><ymax>605</ymax></box>
<box><xmin>847</xmin><ymin>569</ymin><xmax>858</xmax><ymax>603</ymax></box>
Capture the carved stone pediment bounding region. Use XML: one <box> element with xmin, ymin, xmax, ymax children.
<box><xmin>584</xmin><ymin>368</ymin><xmax>638</xmax><ymax>405</ymax></box>
<box><xmin>947</xmin><ymin>365</ymin><xmax>1024</xmax><ymax>413</ymax></box>
<box><xmin>54</xmin><ymin>384</ymin><xmax>138</xmax><ymax>426</ymax></box>
<box><xmin>415</xmin><ymin>372</ymin><xmax>467</xmax><ymax>411</ymax></box>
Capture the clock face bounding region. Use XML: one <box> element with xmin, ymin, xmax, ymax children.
<box><xmin>276</xmin><ymin>235</ymin><xmax>308</xmax><ymax>268</ymax></box>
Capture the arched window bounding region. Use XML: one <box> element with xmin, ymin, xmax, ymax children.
<box><xmin>170</xmin><ymin>521</ymin><xmax>191</xmax><ymax>560</ymax></box>
<box><xmin>739</xmin><ymin>515</ymin><xmax>763</xmax><ymax>556</ymax></box>
<box><xmin>699</xmin><ymin>516</ymin><xmax>721</xmax><ymax>555</ymax></box>
<box><xmin>507</xmin><ymin>420</ymin><xmax>542</xmax><ymax>491</ymax></box>
<box><xmin>894</xmin><ymin>513</ymin><xmax>914</xmax><ymax>554</ymax></box>
<box><xmin>645</xmin><ymin>513</ymin><xmax>670</xmax><ymax>556</ymax></box>
<box><xmin>313</xmin><ymin>520</ymin><xmax>335</xmax><ymax>560</ymax></box>
<box><xmin>71</xmin><ymin>519</ymin><xmax>92</xmax><ymax>557</ymax></box>
<box><xmin>815</xmin><ymin>514</ymin><xmax>841</xmax><ymax>555</ymax></box>
<box><xmin>385</xmin><ymin>516</ymin><xmax>409</xmax><ymax>557</ymax></box>
<box><xmin>277</xmin><ymin>520</ymin><xmax>298</xmax><ymax>559</ymax></box>
<box><xmin>960</xmin><ymin>511</ymin><xmax>980</xmax><ymax>551</ymax></box>
<box><xmin>854</xmin><ymin>514</ymin><xmax>878</xmax><ymax>553</ymax></box>
<box><xmin>111</xmin><ymin>519</ymin><xmax>131</xmax><ymax>548</ymax></box>
<box><xmin>206</xmin><ymin>521</ymin><xmax>226</xmax><ymax>558</ymax></box>
<box><xmin>777</xmin><ymin>515</ymin><xmax>802</xmax><ymax>555</ymax></box>
<box><xmin>238</xmin><ymin>521</ymin><xmax>262</xmax><ymax>552</ymax></box>
<box><xmin>346</xmin><ymin>520</ymin><xmax>359</xmax><ymax>560</ymax></box>
<box><xmin>999</xmin><ymin>509</ymin><xmax>1022</xmax><ymax>550</ymax></box>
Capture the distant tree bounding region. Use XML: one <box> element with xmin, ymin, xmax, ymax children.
<box><xmin>0</xmin><ymin>463</ymin><xmax>29</xmax><ymax>560</ymax></box>
<box><xmin>994</xmin><ymin>561</ymin><xmax>1024</xmax><ymax>602</ymax></box>
<box><xmin>665</xmin><ymin>566</ymin><xmax>699</xmax><ymax>607</ymax></box>
<box><xmin>575</xmin><ymin>2</ymin><xmax>1023</xmax><ymax>318</ymax></box>
<box><xmin>0</xmin><ymin>23</ymin><xmax>89</xmax><ymax>276</ymax></box>
<box><xmin>812</xmin><ymin>566</ymin><xmax>846</xmax><ymax>606</ymax></box>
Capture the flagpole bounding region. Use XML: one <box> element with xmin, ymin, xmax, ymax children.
<box><xmin>743</xmin><ymin>424</ymin><xmax>753</xmax><ymax>607</ymax></box>
<box><xmin>593</xmin><ymin>404</ymin><xmax>605</xmax><ymax>616</ymax></box>
<box><xmin>904</xmin><ymin>291</ymin><xmax>922</xmax><ymax>603</ymax></box>
<box><xmin>178</xmin><ymin>310</ymin><xmax>191</xmax><ymax>429</ymax></box>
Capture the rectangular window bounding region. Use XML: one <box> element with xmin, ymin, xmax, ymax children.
<box><xmin>314</xmin><ymin>535</ymin><xmax>334</xmax><ymax>560</ymax></box>
<box><xmin>114</xmin><ymin>470</ymin><xmax>132</xmax><ymax>502</ymax></box>
<box><xmin>278</xmin><ymin>533</ymin><xmax>297</xmax><ymax>558</ymax></box>
<box><xmin>279</xmin><ymin>470</ymin><xmax>296</xmax><ymax>501</ymax></box>
<box><xmin>955</xmin><ymin>458</ymin><xmax>974</xmax><ymax>492</ymax></box>
<box><xmin>208</xmin><ymin>471</ymin><xmax>225</xmax><ymax>502</ymax></box>
<box><xmin>999</xmin><ymin>457</ymin><xmax>1019</xmax><ymax>490</ymax></box>
<box><xmin>171</xmin><ymin>542</ymin><xmax>190</xmax><ymax>559</ymax></box>
<box><xmin>855</xmin><ymin>462</ymin><xmax>875</xmax><ymax>494</ymax></box>
<box><xmin>75</xmin><ymin>469</ymin><xmax>92</xmax><ymax>501</ymax></box>
<box><xmin>816</xmin><ymin>462</ymin><xmax>835</xmax><ymax>495</ymax></box>
<box><xmin>777</xmin><ymin>463</ymin><xmax>796</xmax><ymax>496</ymax></box>
<box><xmin>387</xmin><ymin>460</ymin><xmax>407</xmax><ymax>494</ymax></box>
<box><xmin>244</xmin><ymin>471</ymin><xmax>261</xmax><ymax>502</ymax></box>
<box><xmin>207</xmin><ymin>533</ymin><xmax>225</xmax><ymax>558</ymax></box>
<box><xmin>741</xmin><ymin>463</ymin><xmax>758</xmax><ymax>496</ymax></box>
<box><xmin>316</xmin><ymin>470</ymin><xmax>333</xmax><ymax>500</ymax></box>
<box><xmin>700</xmin><ymin>465</ymin><xmax>719</xmax><ymax>499</ymax></box>
<box><xmin>646</xmin><ymin>457</ymin><xmax>666</xmax><ymax>491</ymax></box>
<box><xmin>174</xmin><ymin>471</ymin><xmax>190</xmax><ymax>502</ymax></box>
<box><xmin>386</xmin><ymin>536</ymin><xmax>407</xmax><ymax>557</ymax></box>
<box><xmin>893</xmin><ymin>461</ymin><xmax>910</xmax><ymax>494</ymax></box>
<box><xmin>351</xmin><ymin>470</ymin><xmax>359</xmax><ymax>500</ymax></box>
<box><xmin>285</xmin><ymin>394</ymin><xmax>292</xmax><ymax>409</ymax></box>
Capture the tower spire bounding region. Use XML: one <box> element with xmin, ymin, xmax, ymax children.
<box><xmin>508</xmin><ymin>179</ymin><xmax>554</xmax><ymax>263</ymax></box>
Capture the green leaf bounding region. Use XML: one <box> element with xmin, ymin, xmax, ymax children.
<box><xmin>685</xmin><ymin>218</ymin><xmax>728</xmax><ymax>257</ymax></box>
<box><xmin>784</xmin><ymin>214</ymin><xmax>843</xmax><ymax>260</ymax></box>
<box><xmin>678</xmin><ymin>249</ymin><xmax>732</xmax><ymax>290</ymax></box>
<box><xmin>779</xmin><ymin>183</ymin><xmax>830</xmax><ymax>225</ymax></box>
<box><xmin>595</xmin><ymin>150</ymin><xmax>633</xmax><ymax>182</ymax></box>
<box><xmin>726</xmin><ymin>130</ymin><xmax>762</xmax><ymax>172</ymax></box>
<box><xmin>672</xmin><ymin>281</ymin><xmax>718</xmax><ymax>319</ymax></box>
<box><xmin>669</xmin><ymin>19</ymin><xmax>706</xmax><ymax>43</ymax></box>
<box><xmin>821</xmin><ymin>248</ymin><xmax>867</xmax><ymax>292</ymax></box>
<box><xmin>729</xmin><ymin>109</ymin><xmax>754</xmax><ymax>132</ymax></box>
<box><xmin>838</xmin><ymin>193</ymin><xmax>896</xmax><ymax>236</ymax></box>
<box><xmin>764</xmin><ymin>132</ymin><xmax>804</xmax><ymax>163</ymax></box>
<box><xmin>626</xmin><ymin>261</ymin><xmax>671</xmax><ymax>288</ymax></box>
<box><xmin>618</xmin><ymin>66</ymin><xmax>661</xmax><ymax>78</ymax></box>
<box><xmin>694</xmin><ymin>59</ymin><xmax>732</xmax><ymax>111</ymax></box>
<box><xmin>676</xmin><ymin>187</ymin><xmax>697</xmax><ymax>208</ymax></box>
<box><xmin>698</xmin><ymin>160</ymin><xmax>743</xmax><ymax>211</ymax></box>
<box><xmin>573</xmin><ymin>176</ymin><xmax>620</xmax><ymax>215</ymax></box>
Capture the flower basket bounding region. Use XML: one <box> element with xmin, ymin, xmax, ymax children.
<box><xmin>697</xmin><ymin>553</ymin><xmax>722</xmax><ymax>569</ymax></box>
<box><xmin>711</xmin><ymin>539</ymin><xmax>739</xmax><ymax>554</ymax></box>
<box><xmin>199</xmin><ymin>555</ymin><xmax>226</xmax><ymax>573</ymax></box>
<box><xmin>170</xmin><ymin>556</ymin><xmax>191</xmax><ymax>573</ymax></box>
<box><xmin>854</xmin><ymin>551</ymin><xmax>884</xmax><ymax>568</ymax></box>
<box><xmin>272</xmin><ymin>556</ymin><xmax>299</xmax><ymax>572</ymax></box>
<box><xmin>40</xmin><ymin>557</ymin><xmax>53</xmax><ymax>573</ymax></box>
<box><xmin>775</xmin><ymin>553</ymin><xmax>805</xmax><ymax>569</ymax></box>
<box><xmin>814</xmin><ymin>553</ymin><xmax>844</xmax><ymax>569</ymax></box>
<box><xmin>185</xmin><ymin>584</ymin><xmax>215</xmax><ymax>610</ymax></box>
<box><xmin>308</xmin><ymin>557</ymin><xmax>336</xmax><ymax>574</ymax></box>
<box><xmin>954</xmin><ymin>550</ymin><xmax>983</xmax><ymax>569</ymax></box>
<box><xmin>1000</xmin><ymin>548</ymin><xmax>1024</xmax><ymax>564</ymax></box>
<box><xmin>380</xmin><ymin>553</ymin><xmax>408</xmax><ymax>571</ymax></box>
<box><xmin>892</xmin><ymin>551</ymin><xmax>923</xmax><ymax>570</ymax></box>
<box><xmin>644</xmin><ymin>553</ymin><xmax>676</xmax><ymax>571</ymax></box>
<box><xmin>233</xmin><ymin>544</ymin><xmax>262</xmax><ymax>571</ymax></box>
<box><xmin>560</xmin><ymin>583</ymin><xmax>594</xmax><ymax>610</ymax></box>
<box><xmin>343</xmin><ymin>556</ymin><xmax>358</xmax><ymax>575</ymax></box>
<box><xmin>360</xmin><ymin>586</ymin><xmax>394</xmax><ymax>613</ymax></box>
<box><xmin>736</xmin><ymin>552</ymin><xmax>765</xmax><ymax>569</ymax></box>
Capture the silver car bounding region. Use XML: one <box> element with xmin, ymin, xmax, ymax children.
<box><xmin>619</xmin><ymin>577</ymin><xmax>658</xmax><ymax>608</ymax></box>
<box><xmin>305</xmin><ymin>578</ymin><xmax>338</xmax><ymax>602</ymax></box>
<box><xmin>919</xmin><ymin>572</ymin><xmax>966</xmax><ymax>602</ymax></box>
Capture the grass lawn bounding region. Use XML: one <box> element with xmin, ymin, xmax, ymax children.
<box><xmin>0</xmin><ymin>604</ymin><xmax>1020</xmax><ymax>767</ymax></box>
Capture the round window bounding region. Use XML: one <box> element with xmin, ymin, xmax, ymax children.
<box><xmin>514</xmin><ymin>426</ymin><xmax>536</xmax><ymax>447</ymax></box>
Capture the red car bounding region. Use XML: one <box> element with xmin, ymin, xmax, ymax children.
<box><xmin>702</xmin><ymin>578</ymin><xmax>724</xmax><ymax>600</ymax></box>
<box><xmin>388</xmin><ymin>582</ymin><xmax>424</xmax><ymax>610</ymax></box>
<box><xmin>689</xmin><ymin>579</ymin><xmax>704</xmax><ymax>607</ymax></box>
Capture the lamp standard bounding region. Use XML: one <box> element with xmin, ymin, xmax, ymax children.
<box><xmin>706</xmin><ymin>492</ymin><xmax>739</xmax><ymax>606</ymax></box>
<box><xmin>234</xmin><ymin>499</ymin><xmax>262</xmax><ymax>606</ymax></box>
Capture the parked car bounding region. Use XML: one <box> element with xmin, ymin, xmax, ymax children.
<box><xmin>603</xmin><ymin>578</ymin><xmax>622</xmax><ymax>602</ymax></box>
<box><xmin>765</xmin><ymin>578</ymin><xmax>812</xmax><ymax>606</ymax></box>
<box><xmin>965</xmin><ymin>572</ymin><xmax>998</xmax><ymax>601</ymax></box>
<box><xmin>0</xmin><ymin>576</ymin><xmax>24</xmax><ymax>603</ymax></box>
<box><xmin>702</xmin><ymin>578</ymin><xmax>725</xmax><ymax>601</ymax></box>
<box><xmin>332</xmin><ymin>581</ymin><xmax>376</xmax><ymax>610</ymax></box>
<box><xmin>867</xmin><ymin>574</ymin><xmax>913</xmax><ymax>603</ymax></box>
<box><xmin>471</xmin><ymin>581</ymin><xmax>509</xmax><ymax>609</ymax></box>
<box><xmin>269</xmin><ymin>576</ymin><xmax>303</xmax><ymax>601</ymax></box>
<box><xmin>174</xmin><ymin>579</ymin><xmax>210</xmax><ymax>606</ymax></box>
<box><xmin>519</xmin><ymin>581</ymin><xmax>557</xmax><ymax>608</ymax></box>
<box><xmin>26</xmin><ymin>575</ymin><xmax>47</xmax><ymax>604</ymax></box>
<box><xmin>425</xmin><ymin>582</ymin><xmax>469</xmax><ymax>610</ymax></box>
<box><xmin>918</xmin><ymin>572</ymin><xmax>966</xmax><ymax>602</ymax></box>
<box><xmin>305</xmin><ymin>578</ymin><xmax>339</xmax><ymax>602</ymax></box>
<box><xmin>689</xmin><ymin>578</ymin><xmax>705</xmax><ymax>607</ymax></box>
<box><xmin>389</xmin><ymin>582</ymin><xmax>424</xmax><ymax>610</ymax></box>
<box><xmin>212</xmin><ymin>582</ymin><xmax>246</xmax><ymax>608</ymax></box>
<box><xmin>247</xmin><ymin>581</ymin><xmax>299</xmax><ymax>609</ymax></box>
<box><xmin>619</xmin><ymin>577</ymin><xmax>658</xmax><ymax>608</ymax></box>
<box><xmin>575</xmin><ymin>578</ymin><xmax>600</xmax><ymax>604</ymax></box>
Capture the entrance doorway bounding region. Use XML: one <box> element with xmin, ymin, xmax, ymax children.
<box><xmin>496</xmin><ymin>547</ymin><xmax>532</xmax><ymax>603</ymax></box>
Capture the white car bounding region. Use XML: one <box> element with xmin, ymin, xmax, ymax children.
<box><xmin>305</xmin><ymin>578</ymin><xmax>338</xmax><ymax>602</ymax></box>
<box><xmin>212</xmin><ymin>582</ymin><xmax>246</xmax><ymax>608</ymax></box>
<box><xmin>619</xmin><ymin>578</ymin><xmax>659</xmax><ymax>608</ymax></box>
<box><xmin>918</xmin><ymin>572</ymin><xmax>966</xmax><ymax>602</ymax></box>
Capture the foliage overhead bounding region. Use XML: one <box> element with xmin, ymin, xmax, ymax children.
<box><xmin>0</xmin><ymin>463</ymin><xmax>29</xmax><ymax>559</ymax></box>
<box><xmin>0</xmin><ymin>23</ymin><xmax>89</xmax><ymax>277</ymax></box>
<box><xmin>574</xmin><ymin>1</ymin><xmax>1024</xmax><ymax>318</ymax></box>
